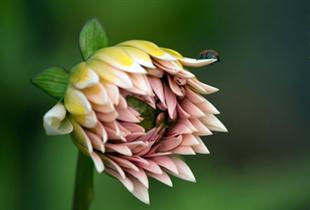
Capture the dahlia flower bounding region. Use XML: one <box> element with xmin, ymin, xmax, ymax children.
<box><xmin>41</xmin><ymin>40</ymin><xmax>226</xmax><ymax>204</ymax></box>
<box><xmin>33</xmin><ymin>19</ymin><xmax>227</xmax><ymax>206</ymax></box>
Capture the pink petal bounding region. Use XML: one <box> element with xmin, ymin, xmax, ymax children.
<box><xmin>186</xmin><ymin>86</ymin><xmax>206</xmax><ymax>103</ymax></box>
<box><xmin>126</xmin><ymin>169</ymin><xmax>149</xmax><ymax>188</ymax></box>
<box><xmin>150</xmin><ymin>156</ymin><xmax>178</xmax><ymax>174</ymax></box>
<box><xmin>147</xmin><ymin>171</ymin><xmax>172</xmax><ymax>187</ymax></box>
<box><xmin>148</xmin><ymin>77</ymin><xmax>166</xmax><ymax>106</ymax></box>
<box><xmin>92</xmin><ymin>102</ymin><xmax>115</xmax><ymax>113</ymax></box>
<box><xmin>164</xmin><ymin>83</ymin><xmax>177</xmax><ymax>119</ymax></box>
<box><xmin>86</xmin><ymin>131</ymin><xmax>105</xmax><ymax>153</ymax></box>
<box><xmin>157</xmin><ymin>135</ymin><xmax>183</xmax><ymax>152</ymax></box>
<box><xmin>196</xmin><ymin>100</ymin><xmax>220</xmax><ymax>114</ymax></box>
<box><xmin>108</xmin><ymin>155</ymin><xmax>139</xmax><ymax>171</ymax></box>
<box><xmin>181</xmin><ymin>134</ymin><xmax>199</xmax><ymax>146</ymax></box>
<box><xmin>192</xmin><ymin>137</ymin><xmax>210</xmax><ymax>154</ymax></box>
<box><xmin>168</xmin><ymin>75</ymin><xmax>184</xmax><ymax>97</ymax></box>
<box><xmin>106</xmin><ymin>143</ymin><xmax>132</xmax><ymax>156</ymax></box>
<box><xmin>172</xmin><ymin>146</ymin><xmax>196</xmax><ymax>155</ymax></box>
<box><xmin>180</xmin><ymin>98</ymin><xmax>205</xmax><ymax>118</ymax></box>
<box><xmin>105</xmin><ymin>168</ymin><xmax>133</xmax><ymax>192</ymax></box>
<box><xmin>120</xmin><ymin>122</ymin><xmax>145</xmax><ymax>133</ymax></box>
<box><xmin>130</xmin><ymin>176</ymin><xmax>150</xmax><ymax>204</ymax></box>
<box><xmin>136</xmin><ymin>159</ymin><xmax>163</xmax><ymax>175</ymax></box>
<box><xmin>200</xmin><ymin>114</ymin><xmax>228</xmax><ymax>132</ymax></box>
<box><xmin>190</xmin><ymin>118</ymin><xmax>213</xmax><ymax>136</ymax></box>
<box><xmin>177</xmin><ymin>104</ymin><xmax>190</xmax><ymax>118</ymax></box>
<box><xmin>97</xmin><ymin>111</ymin><xmax>119</xmax><ymax>122</ymax></box>
<box><xmin>147</xmin><ymin>68</ymin><xmax>164</xmax><ymax>78</ymax></box>
<box><xmin>105</xmin><ymin>157</ymin><xmax>126</xmax><ymax>179</ymax></box>
<box><xmin>170</xmin><ymin>157</ymin><xmax>196</xmax><ymax>182</ymax></box>
<box><xmin>117</xmin><ymin>108</ymin><xmax>141</xmax><ymax>123</ymax></box>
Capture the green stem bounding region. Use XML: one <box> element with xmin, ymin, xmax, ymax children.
<box><xmin>72</xmin><ymin>151</ymin><xmax>94</xmax><ymax>210</ymax></box>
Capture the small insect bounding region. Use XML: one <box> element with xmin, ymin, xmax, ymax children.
<box><xmin>198</xmin><ymin>49</ymin><xmax>220</xmax><ymax>62</ymax></box>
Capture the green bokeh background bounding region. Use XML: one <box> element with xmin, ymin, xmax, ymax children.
<box><xmin>1</xmin><ymin>0</ymin><xmax>309</xmax><ymax>209</ymax></box>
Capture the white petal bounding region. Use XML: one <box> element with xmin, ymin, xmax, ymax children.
<box><xmin>180</xmin><ymin>57</ymin><xmax>217</xmax><ymax>67</ymax></box>
<box><xmin>170</xmin><ymin>156</ymin><xmax>196</xmax><ymax>182</ymax></box>
<box><xmin>90</xmin><ymin>152</ymin><xmax>105</xmax><ymax>173</ymax></box>
<box><xmin>43</xmin><ymin>103</ymin><xmax>73</xmax><ymax>135</ymax></box>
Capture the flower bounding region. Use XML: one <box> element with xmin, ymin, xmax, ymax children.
<box><xmin>43</xmin><ymin>40</ymin><xmax>227</xmax><ymax>204</ymax></box>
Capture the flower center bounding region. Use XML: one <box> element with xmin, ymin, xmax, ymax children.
<box><xmin>126</xmin><ymin>96</ymin><xmax>160</xmax><ymax>131</ymax></box>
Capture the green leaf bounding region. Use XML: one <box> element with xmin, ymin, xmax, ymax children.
<box><xmin>31</xmin><ymin>66</ymin><xmax>69</xmax><ymax>99</ymax></box>
<box><xmin>79</xmin><ymin>18</ymin><xmax>108</xmax><ymax>60</ymax></box>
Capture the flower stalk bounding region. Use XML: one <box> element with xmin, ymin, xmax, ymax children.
<box><xmin>72</xmin><ymin>150</ymin><xmax>95</xmax><ymax>210</ymax></box>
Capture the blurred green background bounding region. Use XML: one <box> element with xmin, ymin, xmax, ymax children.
<box><xmin>0</xmin><ymin>0</ymin><xmax>309</xmax><ymax>209</ymax></box>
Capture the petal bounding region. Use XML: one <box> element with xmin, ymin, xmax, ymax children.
<box><xmin>126</xmin><ymin>169</ymin><xmax>149</xmax><ymax>188</ymax></box>
<box><xmin>128</xmin><ymin>74</ymin><xmax>152</xmax><ymax>95</ymax></box>
<box><xmin>105</xmin><ymin>168</ymin><xmax>134</xmax><ymax>192</ymax></box>
<box><xmin>73</xmin><ymin>110</ymin><xmax>97</xmax><ymax>128</ymax></box>
<box><xmin>147</xmin><ymin>171</ymin><xmax>173</xmax><ymax>187</ymax></box>
<box><xmin>190</xmin><ymin>118</ymin><xmax>213</xmax><ymax>136</ymax></box>
<box><xmin>86</xmin><ymin>130</ymin><xmax>105</xmax><ymax>153</ymax></box>
<box><xmin>187</xmin><ymin>78</ymin><xmax>219</xmax><ymax>94</ymax></box>
<box><xmin>118</xmin><ymin>40</ymin><xmax>176</xmax><ymax>61</ymax></box>
<box><xmin>83</xmin><ymin>83</ymin><xmax>109</xmax><ymax>105</ymax></box>
<box><xmin>103</xmin><ymin>83</ymin><xmax>120</xmax><ymax>105</ymax></box>
<box><xmin>70</xmin><ymin>120</ymin><xmax>93</xmax><ymax>153</ymax></box>
<box><xmin>168</xmin><ymin>75</ymin><xmax>184</xmax><ymax>97</ymax></box>
<box><xmin>130</xmin><ymin>176</ymin><xmax>150</xmax><ymax>204</ymax></box>
<box><xmin>172</xmin><ymin>146</ymin><xmax>196</xmax><ymax>155</ymax></box>
<box><xmin>64</xmin><ymin>86</ymin><xmax>92</xmax><ymax>115</ymax></box>
<box><xmin>200</xmin><ymin>114</ymin><xmax>228</xmax><ymax>132</ymax></box>
<box><xmin>70</xmin><ymin>62</ymin><xmax>99</xmax><ymax>89</ymax></box>
<box><xmin>164</xmin><ymin>83</ymin><xmax>177</xmax><ymax>119</ymax></box>
<box><xmin>192</xmin><ymin>137</ymin><xmax>210</xmax><ymax>154</ymax></box>
<box><xmin>196</xmin><ymin>100</ymin><xmax>220</xmax><ymax>115</ymax></box>
<box><xmin>106</xmin><ymin>144</ymin><xmax>132</xmax><ymax>156</ymax></box>
<box><xmin>136</xmin><ymin>159</ymin><xmax>163</xmax><ymax>175</ymax></box>
<box><xmin>90</xmin><ymin>152</ymin><xmax>105</xmax><ymax>173</ymax></box>
<box><xmin>43</xmin><ymin>103</ymin><xmax>73</xmax><ymax>135</ymax></box>
<box><xmin>181</xmin><ymin>134</ymin><xmax>200</xmax><ymax>146</ymax></box>
<box><xmin>170</xmin><ymin>157</ymin><xmax>196</xmax><ymax>182</ymax></box>
<box><xmin>88</xmin><ymin>59</ymin><xmax>133</xmax><ymax>89</ymax></box>
<box><xmin>150</xmin><ymin>156</ymin><xmax>178</xmax><ymax>174</ymax></box>
<box><xmin>97</xmin><ymin>110</ymin><xmax>119</xmax><ymax>122</ymax></box>
<box><xmin>121</xmin><ymin>46</ymin><xmax>155</xmax><ymax>68</ymax></box>
<box><xmin>180</xmin><ymin>98</ymin><xmax>205</xmax><ymax>118</ymax></box>
<box><xmin>180</xmin><ymin>57</ymin><xmax>218</xmax><ymax>67</ymax></box>
<box><xmin>148</xmin><ymin>77</ymin><xmax>166</xmax><ymax>106</ymax></box>
<box><xmin>108</xmin><ymin>156</ymin><xmax>139</xmax><ymax>172</ymax></box>
<box><xmin>92</xmin><ymin>102</ymin><xmax>115</xmax><ymax>113</ymax></box>
<box><xmin>92</xmin><ymin>46</ymin><xmax>146</xmax><ymax>73</ymax></box>
<box><xmin>161</xmin><ymin>47</ymin><xmax>183</xmax><ymax>59</ymax></box>
<box><xmin>157</xmin><ymin>135</ymin><xmax>183</xmax><ymax>152</ymax></box>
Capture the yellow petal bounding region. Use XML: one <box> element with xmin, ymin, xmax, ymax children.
<box><xmin>161</xmin><ymin>48</ymin><xmax>183</xmax><ymax>59</ymax></box>
<box><xmin>72</xmin><ymin>110</ymin><xmax>97</xmax><ymax>128</ymax></box>
<box><xmin>118</xmin><ymin>40</ymin><xmax>176</xmax><ymax>61</ymax></box>
<box><xmin>70</xmin><ymin>62</ymin><xmax>99</xmax><ymax>89</ymax></box>
<box><xmin>64</xmin><ymin>86</ymin><xmax>92</xmax><ymax>115</ymax></box>
<box><xmin>92</xmin><ymin>47</ymin><xmax>146</xmax><ymax>74</ymax></box>
<box><xmin>83</xmin><ymin>83</ymin><xmax>108</xmax><ymax>105</ymax></box>
<box><xmin>87</xmin><ymin>59</ymin><xmax>133</xmax><ymax>89</ymax></box>
<box><xmin>120</xmin><ymin>46</ymin><xmax>155</xmax><ymax>68</ymax></box>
